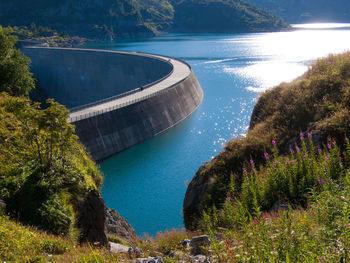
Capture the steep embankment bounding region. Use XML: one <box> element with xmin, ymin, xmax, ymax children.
<box><xmin>0</xmin><ymin>26</ymin><xmax>139</xmax><ymax>248</ymax></box>
<box><xmin>184</xmin><ymin>51</ymin><xmax>350</xmax><ymax>230</ymax></box>
<box><xmin>171</xmin><ymin>0</ymin><xmax>289</xmax><ymax>33</ymax></box>
<box><xmin>250</xmin><ymin>0</ymin><xmax>350</xmax><ymax>23</ymax></box>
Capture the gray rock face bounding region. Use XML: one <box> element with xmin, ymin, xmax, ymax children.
<box><xmin>77</xmin><ymin>190</ymin><xmax>108</xmax><ymax>247</ymax></box>
<box><xmin>106</xmin><ymin>208</ymin><xmax>139</xmax><ymax>243</ymax></box>
<box><xmin>183</xmin><ymin>164</ymin><xmax>212</xmax><ymax>230</ymax></box>
<box><xmin>136</xmin><ymin>257</ymin><xmax>164</xmax><ymax>263</ymax></box>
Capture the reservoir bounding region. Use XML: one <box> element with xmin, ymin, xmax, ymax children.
<box><xmin>88</xmin><ymin>23</ymin><xmax>350</xmax><ymax>235</ymax></box>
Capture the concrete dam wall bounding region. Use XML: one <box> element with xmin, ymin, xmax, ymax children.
<box><xmin>22</xmin><ymin>47</ymin><xmax>173</xmax><ymax>109</ymax></box>
<box><xmin>23</xmin><ymin>47</ymin><xmax>203</xmax><ymax>161</ymax></box>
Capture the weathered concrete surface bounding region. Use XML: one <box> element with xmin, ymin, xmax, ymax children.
<box><xmin>23</xmin><ymin>47</ymin><xmax>203</xmax><ymax>161</ymax></box>
<box><xmin>22</xmin><ymin>47</ymin><xmax>172</xmax><ymax>108</ymax></box>
<box><xmin>73</xmin><ymin>70</ymin><xmax>203</xmax><ymax>161</ymax></box>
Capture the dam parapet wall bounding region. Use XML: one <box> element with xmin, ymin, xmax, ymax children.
<box><xmin>23</xmin><ymin>47</ymin><xmax>203</xmax><ymax>161</ymax></box>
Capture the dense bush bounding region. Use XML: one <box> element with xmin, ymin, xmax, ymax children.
<box><xmin>0</xmin><ymin>94</ymin><xmax>102</xmax><ymax>235</ymax></box>
<box><xmin>0</xmin><ymin>26</ymin><xmax>35</xmax><ymax>96</ymax></box>
<box><xmin>203</xmin><ymin>138</ymin><xmax>350</xmax><ymax>262</ymax></box>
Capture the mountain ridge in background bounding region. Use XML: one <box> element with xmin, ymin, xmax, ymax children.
<box><xmin>0</xmin><ymin>0</ymin><xmax>288</xmax><ymax>41</ymax></box>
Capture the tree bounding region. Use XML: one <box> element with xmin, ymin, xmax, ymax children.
<box><xmin>0</xmin><ymin>26</ymin><xmax>35</xmax><ymax>97</ymax></box>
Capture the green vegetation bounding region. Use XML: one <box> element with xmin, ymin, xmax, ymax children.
<box><xmin>0</xmin><ymin>215</ymin><xmax>122</xmax><ymax>262</ymax></box>
<box><xmin>249</xmin><ymin>0</ymin><xmax>350</xmax><ymax>23</ymax></box>
<box><xmin>171</xmin><ymin>0</ymin><xmax>289</xmax><ymax>33</ymax></box>
<box><xmin>0</xmin><ymin>24</ymin><xmax>102</xmax><ymax>237</ymax></box>
<box><xmin>201</xmin><ymin>137</ymin><xmax>350</xmax><ymax>261</ymax></box>
<box><xmin>0</xmin><ymin>26</ymin><xmax>35</xmax><ymax>96</ymax></box>
<box><xmin>184</xmin><ymin>51</ymin><xmax>350</xmax><ymax>229</ymax></box>
<box><xmin>0</xmin><ymin>0</ymin><xmax>287</xmax><ymax>44</ymax></box>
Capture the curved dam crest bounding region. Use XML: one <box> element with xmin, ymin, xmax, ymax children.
<box><xmin>22</xmin><ymin>47</ymin><xmax>203</xmax><ymax>161</ymax></box>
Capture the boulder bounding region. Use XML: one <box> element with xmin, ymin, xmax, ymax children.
<box><xmin>110</xmin><ymin>242</ymin><xmax>130</xmax><ymax>254</ymax></box>
<box><xmin>190</xmin><ymin>235</ymin><xmax>211</xmax><ymax>256</ymax></box>
<box><xmin>136</xmin><ymin>257</ymin><xmax>164</xmax><ymax>263</ymax></box>
<box><xmin>179</xmin><ymin>239</ymin><xmax>191</xmax><ymax>248</ymax></box>
<box><xmin>190</xmin><ymin>235</ymin><xmax>211</xmax><ymax>247</ymax></box>
<box><xmin>128</xmin><ymin>246</ymin><xmax>143</xmax><ymax>258</ymax></box>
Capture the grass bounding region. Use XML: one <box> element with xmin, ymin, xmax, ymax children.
<box><xmin>184</xmin><ymin>51</ymin><xmax>350</xmax><ymax>230</ymax></box>
<box><xmin>200</xmin><ymin>137</ymin><xmax>350</xmax><ymax>262</ymax></box>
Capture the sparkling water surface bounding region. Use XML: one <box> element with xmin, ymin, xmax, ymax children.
<box><xmin>87</xmin><ymin>24</ymin><xmax>350</xmax><ymax>236</ymax></box>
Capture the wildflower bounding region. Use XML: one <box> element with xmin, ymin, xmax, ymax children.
<box><xmin>289</xmin><ymin>147</ymin><xmax>293</xmax><ymax>153</ymax></box>
<box><xmin>250</xmin><ymin>159</ymin><xmax>254</xmax><ymax>165</ymax></box>
<box><xmin>326</xmin><ymin>155</ymin><xmax>330</xmax><ymax>160</ymax></box>
<box><xmin>272</xmin><ymin>139</ymin><xmax>276</xmax><ymax>146</ymax></box>
<box><xmin>317</xmin><ymin>147</ymin><xmax>322</xmax><ymax>154</ymax></box>
<box><xmin>295</xmin><ymin>144</ymin><xmax>300</xmax><ymax>152</ymax></box>
<box><xmin>300</xmin><ymin>132</ymin><xmax>304</xmax><ymax>140</ymax></box>
<box><xmin>226</xmin><ymin>196</ymin><xmax>231</xmax><ymax>202</ymax></box>
<box><xmin>308</xmin><ymin>132</ymin><xmax>312</xmax><ymax>139</ymax></box>
<box><xmin>327</xmin><ymin>143</ymin><xmax>332</xmax><ymax>149</ymax></box>
<box><xmin>264</xmin><ymin>152</ymin><xmax>269</xmax><ymax>160</ymax></box>
<box><xmin>317</xmin><ymin>178</ymin><xmax>327</xmax><ymax>185</ymax></box>
<box><xmin>242</xmin><ymin>167</ymin><xmax>246</xmax><ymax>173</ymax></box>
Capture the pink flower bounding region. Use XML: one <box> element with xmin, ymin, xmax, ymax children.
<box><xmin>308</xmin><ymin>132</ymin><xmax>312</xmax><ymax>139</ymax></box>
<box><xmin>272</xmin><ymin>139</ymin><xmax>276</xmax><ymax>146</ymax></box>
<box><xmin>300</xmin><ymin>132</ymin><xmax>304</xmax><ymax>140</ymax></box>
<box><xmin>250</xmin><ymin>159</ymin><xmax>255</xmax><ymax>165</ymax></box>
<box><xmin>317</xmin><ymin>178</ymin><xmax>327</xmax><ymax>185</ymax></box>
<box><xmin>264</xmin><ymin>152</ymin><xmax>269</xmax><ymax>160</ymax></box>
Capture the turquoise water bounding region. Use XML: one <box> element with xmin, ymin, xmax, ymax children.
<box><xmin>89</xmin><ymin>24</ymin><xmax>350</xmax><ymax>236</ymax></box>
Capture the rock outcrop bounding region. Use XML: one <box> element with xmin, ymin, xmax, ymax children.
<box><xmin>106</xmin><ymin>208</ymin><xmax>139</xmax><ymax>243</ymax></box>
<box><xmin>77</xmin><ymin>190</ymin><xmax>109</xmax><ymax>247</ymax></box>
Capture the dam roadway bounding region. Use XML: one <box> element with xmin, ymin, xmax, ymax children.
<box><xmin>22</xmin><ymin>47</ymin><xmax>203</xmax><ymax>161</ymax></box>
<box><xmin>69</xmin><ymin>52</ymin><xmax>192</xmax><ymax>123</ymax></box>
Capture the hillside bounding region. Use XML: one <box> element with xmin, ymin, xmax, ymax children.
<box><xmin>184</xmin><ymin>51</ymin><xmax>350</xmax><ymax>230</ymax></box>
<box><xmin>249</xmin><ymin>0</ymin><xmax>350</xmax><ymax>23</ymax></box>
<box><xmin>0</xmin><ymin>0</ymin><xmax>174</xmax><ymax>41</ymax></box>
<box><xmin>171</xmin><ymin>0</ymin><xmax>288</xmax><ymax>33</ymax></box>
<box><xmin>0</xmin><ymin>0</ymin><xmax>288</xmax><ymax>43</ymax></box>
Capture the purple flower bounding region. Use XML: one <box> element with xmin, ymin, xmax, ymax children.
<box><xmin>300</xmin><ymin>132</ymin><xmax>304</xmax><ymax>140</ymax></box>
<box><xmin>272</xmin><ymin>139</ymin><xmax>276</xmax><ymax>146</ymax></box>
<box><xmin>326</xmin><ymin>155</ymin><xmax>330</xmax><ymax>160</ymax></box>
<box><xmin>242</xmin><ymin>168</ymin><xmax>246</xmax><ymax>173</ymax></box>
<box><xmin>264</xmin><ymin>152</ymin><xmax>269</xmax><ymax>160</ymax></box>
<box><xmin>317</xmin><ymin>147</ymin><xmax>322</xmax><ymax>154</ymax></box>
<box><xmin>226</xmin><ymin>196</ymin><xmax>231</xmax><ymax>202</ymax></box>
<box><xmin>327</xmin><ymin>143</ymin><xmax>332</xmax><ymax>149</ymax></box>
<box><xmin>308</xmin><ymin>132</ymin><xmax>312</xmax><ymax>139</ymax></box>
<box><xmin>317</xmin><ymin>178</ymin><xmax>327</xmax><ymax>185</ymax></box>
<box><xmin>295</xmin><ymin>144</ymin><xmax>300</xmax><ymax>152</ymax></box>
<box><xmin>250</xmin><ymin>159</ymin><xmax>255</xmax><ymax>165</ymax></box>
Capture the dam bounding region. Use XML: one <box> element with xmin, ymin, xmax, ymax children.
<box><xmin>22</xmin><ymin>47</ymin><xmax>203</xmax><ymax>161</ymax></box>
